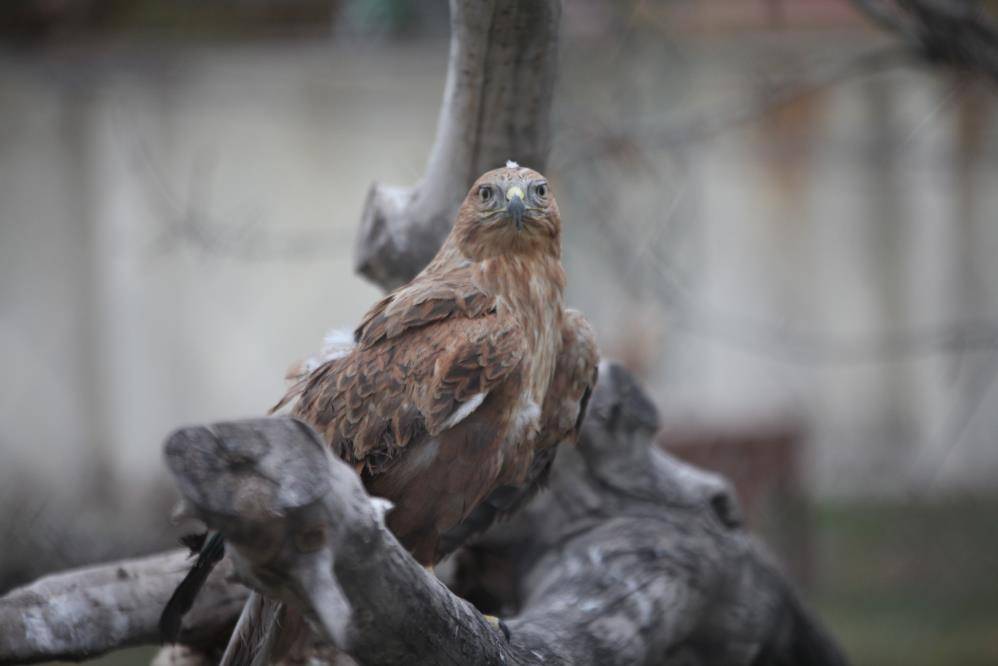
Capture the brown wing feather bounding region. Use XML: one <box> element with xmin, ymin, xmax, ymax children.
<box><xmin>435</xmin><ymin>309</ymin><xmax>599</xmax><ymax>559</ymax></box>
<box><xmin>424</xmin><ymin>322</ymin><xmax>523</xmax><ymax>434</ymax></box>
<box><xmin>540</xmin><ymin>309</ymin><xmax>599</xmax><ymax>442</ymax></box>
<box><xmin>354</xmin><ymin>271</ymin><xmax>496</xmax><ymax>348</ymax></box>
<box><xmin>289</xmin><ymin>313</ymin><xmax>524</xmax><ymax>479</ymax></box>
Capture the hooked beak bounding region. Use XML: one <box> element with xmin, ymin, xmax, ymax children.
<box><xmin>506</xmin><ymin>186</ymin><xmax>526</xmax><ymax>231</ymax></box>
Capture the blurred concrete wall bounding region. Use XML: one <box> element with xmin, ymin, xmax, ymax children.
<box><xmin>551</xmin><ymin>31</ymin><xmax>998</xmax><ymax>498</ymax></box>
<box><xmin>2</xmin><ymin>19</ymin><xmax>998</xmax><ymax>583</ymax></box>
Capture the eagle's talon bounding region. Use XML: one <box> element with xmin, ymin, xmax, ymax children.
<box><xmin>484</xmin><ymin>614</ymin><xmax>512</xmax><ymax>642</ymax></box>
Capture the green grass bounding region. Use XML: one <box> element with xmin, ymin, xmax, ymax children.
<box><xmin>810</xmin><ymin>496</ymin><xmax>998</xmax><ymax>666</ymax></box>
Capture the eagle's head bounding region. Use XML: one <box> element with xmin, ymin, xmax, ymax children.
<box><xmin>453</xmin><ymin>161</ymin><xmax>561</xmax><ymax>260</ymax></box>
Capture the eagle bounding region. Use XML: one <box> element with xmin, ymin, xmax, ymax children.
<box><xmin>160</xmin><ymin>162</ymin><xmax>598</xmax><ymax>653</ymax></box>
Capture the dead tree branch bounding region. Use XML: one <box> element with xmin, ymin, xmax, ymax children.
<box><xmin>355</xmin><ymin>0</ymin><xmax>561</xmax><ymax>290</ymax></box>
<box><xmin>0</xmin><ymin>550</ymin><xmax>246</xmax><ymax>665</ymax></box>
<box><xmin>850</xmin><ymin>0</ymin><xmax>998</xmax><ymax>79</ymax></box>
<box><xmin>0</xmin><ymin>368</ymin><xmax>846</xmax><ymax>665</ymax></box>
<box><xmin>150</xmin><ymin>365</ymin><xmax>846</xmax><ymax>666</ymax></box>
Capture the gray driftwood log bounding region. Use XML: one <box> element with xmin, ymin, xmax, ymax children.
<box><xmin>354</xmin><ymin>0</ymin><xmax>560</xmax><ymax>289</ymax></box>
<box><xmin>0</xmin><ymin>364</ymin><xmax>847</xmax><ymax>665</ymax></box>
<box><xmin>157</xmin><ymin>363</ymin><xmax>845</xmax><ymax>666</ymax></box>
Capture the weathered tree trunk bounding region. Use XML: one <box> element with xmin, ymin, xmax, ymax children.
<box><xmin>157</xmin><ymin>364</ymin><xmax>847</xmax><ymax>666</ymax></box>
<box><xmin>355</xmin><ymin>0</ymin><xmax>560</xmax><ymax>289</ymax></box>
<box><xmin>0</xmin><ymin>365</ymin><xmax>846</xmax><ymax>665</ymax></box>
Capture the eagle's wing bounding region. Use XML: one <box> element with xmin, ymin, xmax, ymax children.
<box><xmin>435</xmin><ymin>309</ymin><xmax>598</xmax><ymax>558</ymax></box>
<box><xmin>354</xmin><ymin>272</ymin><xmax>495</xmax><ymax>348</ymax></box>
<box><xmin>288</xmin><ymin>308</ymin><xmax>524</xmax><ymax>479</ymax></box>
<box><xmin>272</xmin><ymin>269</ymin><xmax>495</xmax><ymax>413</ymax></box>
<box><xmin>539</xmin><ymin>309</ymin><xmax>600</xmax><ymax>445</ymax></box>
<box><xmin>230</xmin><ymin>283</ymin><xmax>518</xmax><ymax>666</ymax></box>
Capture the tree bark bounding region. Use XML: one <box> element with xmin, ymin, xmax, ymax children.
<box><xmin>849</xmin><ymin>0</ymin><xmax>998</xmax><ymax>80</ymax></box>
<box><xmin>151</xmin><ymin>364</ymin><xmax>846</xmax><ymax>666</ymax></box>
<box><xmin>354</xmin><ymin>0</ymin><xmax>561</xmax><ymax>290</ymax></box>
<box><xmin>0</xmin><ymin>365</ymin><xmax>847</xmax><ymax>665</ymax></box>
<box><xmin>0</xmin><ymin>550</ymin><xmax>245</xmax><ymax>665</ymax></box>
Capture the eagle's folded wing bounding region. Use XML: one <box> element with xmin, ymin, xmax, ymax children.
<box><xmin>436</xmin><ymin>309</ymin><xmax>598</xmax><ymax>557</ymax></box>
<box><xmin>541</xmin><ymin>308</ymin><xmax>599</xmax><ymax>442</ymax></box>
<box><xmin>273</xmin><ymin>269</ymin><xmax>495</xmax><ymax>413</ymax></box>
<box><xmin>355</xmin><ymin>272</ymin><xmax>495</xmax><ymax>347</ymax></box>
<box><xmin>287</xmin><ymin>313</ymin><xmax>524</xmax><ymax>480</ymax></box>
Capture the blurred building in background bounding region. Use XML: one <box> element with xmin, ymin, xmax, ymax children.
<box><xmin>2</xmin><ymin>2</ymin><xmax>998</xmax><ymax>664</ymax></box>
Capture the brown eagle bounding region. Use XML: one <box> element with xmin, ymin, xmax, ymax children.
<box><xmin>280</xmin><ymin>162</ymin><xmax>597</xmax><ymax>564</ymax></box>
<box><xmin>160</xmin><ymin>163</ymin><xmax>598</xmax><ymax>652</ymax></box>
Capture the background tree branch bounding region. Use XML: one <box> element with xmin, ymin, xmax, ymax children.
<box><xmin>354</xmin><ymin>0</ymin><xmax>561</xmax><ymax>290</ymax></box>
<box><xmin>850</xmin><ymin>0</ymin><xmax>998</xmax><ymax>79</ymax></box>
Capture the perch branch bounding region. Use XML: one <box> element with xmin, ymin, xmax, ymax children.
<box><xmin>0</xmin><ymin>365</ymin><xmax>846</xmax><ymax>665</ymax></box>
<box><xmin>158</xmin><ymin>365</ymin><xmax>847</xmax><ymax>666</ymax></box>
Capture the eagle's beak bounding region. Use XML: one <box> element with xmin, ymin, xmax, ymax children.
<box><xmin>506</xmin><ymin>186</ymin><xmax>526</xmax><ymax>231</ymax></box>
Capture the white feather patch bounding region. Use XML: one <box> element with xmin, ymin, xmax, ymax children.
<box><xmin>506</xmin><ymin>160</ymin><xmax>519</xmax><ymax>168</ymax></box>
<box><xmin>511</xmin><ymin>399</ymin><xmax>542</xmax><ymax>438</ymax></box>
<box><xmin>299</xmin><ymin>328</ymin><xmax>356</xmax><ymax>375</ymax></box>
<box><xmin>320</xmin><ymin>328</ymin><xmax>355</xmax><ymax>361</ymax></box>
<box><xmin>441</xmin><ymin>392</ymin><xmax>487</xmax><ymax>430</ymax></box>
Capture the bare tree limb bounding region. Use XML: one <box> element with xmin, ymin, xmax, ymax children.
<box><xmin>0</xmin><ymin>550</ymin><xmax>246</xmax><ymax>665</ymax></box>
<box><xmin>555</xmin><ymin>46</ymin><xmax>912</xmax><ymax>174</ymax></box>
<box><xmin>156</xmin><ymin>364</ymin><xmax>846</xmax><ymax>666</ymax></box>
<box><xmin>0</xmin><ymin>366</ymin><xmax>846</xmax><ymax>665</ymax></box>
<box><xmin>850</xmin><ymin>0</ymin><xmax>998</xmax><ymax>79</ymax></box>
<box><xmin>354</xmin><ymin>0</ymin><xmax>561</xmax><ymax>290</ymax></box>
<box><xmin>850</xmin><ymin>0</ymin><xmax>920</xmax><ymax>40</ymax></box>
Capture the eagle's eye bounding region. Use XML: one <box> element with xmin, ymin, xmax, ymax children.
<box><xmin>478</xmin><ymin>185</ymin><xmax>495</xmax><ymax>204</ymax></box>
<box><xmin>533</xmin><ymin>182</ymin><xmax>548</xmax><ymax>198</ymax></box>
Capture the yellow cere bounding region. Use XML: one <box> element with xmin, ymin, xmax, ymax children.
<box><xmin>506</xmin><ymin>186</ymin><xmax>525</xmax><ymax>201</ymax></box>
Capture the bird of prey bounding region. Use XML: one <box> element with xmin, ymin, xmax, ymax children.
<box><xmin>160</xmin><ymin>162</ymin><xmax>598</xmax><ymax>655</ymax></box>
